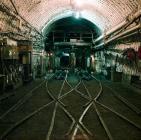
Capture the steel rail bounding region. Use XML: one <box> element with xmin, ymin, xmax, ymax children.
<box><xmin>65</xmin><ymin>76</ymin><xmax>92</xmax><ymax>138</ymax></box>
<box><xmin>0</xmin><ymin>99</ymin><xmax>54</xmax><ymax>140</ymax></box>
<box><xmin>46</xmin><ymin>102</ymin><xmax>58</xmax><ymax>140</ymax></box>
<box><xmin>0</xmin><ymin>73</ymin><xmax>60</xmax><ymax>139</ymax></box>
<box><xmin>65</xmin><ymin>73</ymin><xmax>94</xmax><ymax>138</ymax></box>
<box><xmin>65</xmin><ymin>74</ymin><xmax>90</xmax><ymax>100</ymax></box>
<box><xmin>93</xmin><ymin>102</ymin><xmax>114</xmax><ymax>140</ymax></box>
<box><xmin>64</xmin><ymin>74</ymin><xmax>92</xmax><ymax>139</ymax></box>
<box><xmin>60</xmin><ymin>102</ymin><xmax>92</xmax><ymax>137</ymax></box>
<box><xmin>46</xmin><ymin>71</ymin><xmax>68</xmax><ymax>140</ymax></box>
<box><xmin>95</xmin><ymin>101</ymin><xmax>141</xmax><ymax>130</ymax></box>
<box><xmin>46</xmin><ymin>71</ymin><xmax>92</xmax><ymax>139</ymax></box>
<box><xmin>2</xmin><ymin>72</ymin><xmax>140</xmax><ymax>140</ymax></box>
<box><xmin>0</xmin><ymin>73</ymin><xmax>75</xmax><ymax>140</ymax></box>
<box><xmin>63</xmin><ymin>75</ymin><xmax>90</xmax><ymax>137</ymax></box>
<box><xmin>84</xmin><ymin>75</ymin><xmax>103</xmax><ymax>106</ymax></box>
<box><xmin>104</xmin><ymin>85</ymin><xmax>141</xmax><ymax>114</ymax></box>
<box><xmin>71</xmin><ymin>74</ymin><xmax>113</xmax><ymax>140</ymax></box>
<box><xmin>71</xmin><ymin>102</ymin><xmax>92</xmax><ymax>140</ymax></box>
<box><xmin>93</xmin><ymin>76</ymin><xmax>141</xmax><ymax>131</ymax></box>
<box><xmin>59</xmin><ymin>70</ymin><xmax>68</xmax><ymax>96</ymax></box>
<box><xmin>82</xmin><ymin>80</ymin><xmax>92</xmax><ymax>99</ymax></box>
<box><xmin>90</xmin><ymin>76</ymin><xmax>114</xmax><ymax>140</ymax></box>
<box><xmin>46</xmin><ymin>82</ymin><xmax>67</xmax><ymax>107</ymax></box>
<box><xmin>0</xmin><ymin>80</ymin><xmax>46</xmax><ymax>120</ymax></box>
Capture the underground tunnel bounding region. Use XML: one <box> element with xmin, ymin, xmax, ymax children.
<box><xmin>0</xmin><ymin>0</ymin><xmax>141</xmax><ymax>140</ymax></box>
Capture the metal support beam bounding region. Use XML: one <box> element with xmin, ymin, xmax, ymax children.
<box><xmin>94</xmin><ymin>9</ymin><xmax>141</xmax><ymax>44</ymax></box>
<box><xmin>94</xmin><ymin>24</ymin><xmax>141</xmax><ymax>49</ymax></box>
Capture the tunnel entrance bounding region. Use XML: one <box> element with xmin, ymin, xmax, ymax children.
<box><xmin>60</xmin><ymin>55</ymin><xmax>70</xmax><ymax>68</ymax></box>
<box><xmin>44</xmin><ymin>17</ymin><xmax>101</xmax><ymax>71</ymax></box>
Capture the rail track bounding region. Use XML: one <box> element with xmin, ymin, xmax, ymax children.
<box><xmin>46</xmin><ymin>71</ymin><xmax>92</xmax><ymax>140</ymax></box>
<box><xmin>0</xmin><ymin>79</ymin><xmax>45</xmax><ymax>114</ymax></box>
<box><xmin>0</xmin><ymin>70</ymin><xmax>141</xmax><ymax>140</ymax></box>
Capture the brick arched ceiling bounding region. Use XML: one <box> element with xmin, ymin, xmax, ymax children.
<box><xmin>2</xmin><ymin>0</ymin><xmax>140</xmax><ymax>33</ymax></box>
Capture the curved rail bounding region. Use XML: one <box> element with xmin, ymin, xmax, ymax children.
<box><xmin>92</xmin><ymin>74</ymin><xmax>141</xmax><ymax>134</ymax></box>
<box><xmin>104</xmin><ymin>85</ymin><xmax>141</xmax><ymax>114</ymax></box>
<box><xmin>71</xmin><ymin>74</ymin><xmax>114</xmax><ymax>140</ymax></box>
<box><xmin>46</xmin><ymin>71</ymin><xmax>68</xmax><ymax>140</ymax></box>
<box><xmin>1</xmin><ymin>71</ymin><xmax>141</xmax><ymax>140</ymax></box>
<box><xmin>0</xmin><ymin>80</ymin><xmax>46</xmax><ymax>120</ymax></box>
<box><xmin>46</xmin><ymin>71</ymin><xmax>92</xmax><ymax>140</ymax></box>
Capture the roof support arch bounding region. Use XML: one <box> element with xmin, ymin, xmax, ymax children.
<box><xmin>41</xmin><ymin>9</ymin><xmax>104</xmax><ymax>36</ymax></box>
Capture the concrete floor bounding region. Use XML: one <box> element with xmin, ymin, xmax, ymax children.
<box><xmin>0</xmin><ymin>75</ymin><xmax>141</xmax><ymax>140</ymax></box>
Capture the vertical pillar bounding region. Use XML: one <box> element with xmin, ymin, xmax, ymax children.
<box><xmin>70</xmin><ymin>52</ymin><xmax>76</xmax><ymax>69</ymax></box>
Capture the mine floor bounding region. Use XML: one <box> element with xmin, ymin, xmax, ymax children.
<box><xmin>0</xmin><ymin>73</ymin><xmax>141</xmax><ymax>140</ymax></box>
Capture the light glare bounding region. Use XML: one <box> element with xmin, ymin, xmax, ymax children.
<box><xmin>75</xmin><ymin>0</ymin><xmax>83</xmax><ymax>6</ymax></box>
<box><xmin>75</xmin><ymin>11</ymin><xmax>80</xmax><ymax>19</ymax></box>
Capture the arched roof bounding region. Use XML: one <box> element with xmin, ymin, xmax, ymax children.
<box><xmin>2</xmin><ymin>0</ymin><xmax>140</xmax><ymax>33</ymax></box>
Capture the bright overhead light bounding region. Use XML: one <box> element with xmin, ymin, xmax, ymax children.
<box><xmin>74</xmin><ymin>0</ymin><xmax>94</xmax><ymax>6</ymax></box>
<box><xmin>75</xmin><ymin>11</ymin><xmax>80</xmax><ymax>19</ymax></box>
<box><xmin>74</xmin><ymin>0</ymin><xmax>83</xmax><ymax>6</ymax></box>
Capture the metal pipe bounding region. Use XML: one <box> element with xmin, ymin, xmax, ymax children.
<box><xmin>116</xmin><ymin>31</ymin><xmax>140</xmax><ymax>40</ymax></box>
<box><xmin>94</xmin><ymin>9</ymin><xmax>141</xmax><ymax>43</ymax></box>
<box><xmin>9</xmin><ymin>0</ymin><xmax>18</xmax><ymax>14</ymax></box>
<box><xmin>95</xmin><ymin>21</ymin><xmax>127</xmax><ymax>43</ymax></box>
<box><xmin>95</xmin><ymin>24</ymin><xmax>141</xmax><ymax>48</ymax></box>
<box><xmin>107</xmin><ymin>24</ymin><xmax>140</xmax><ymax>43</ymax></box>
